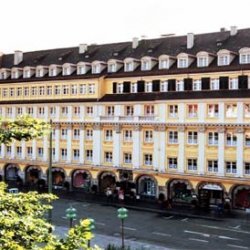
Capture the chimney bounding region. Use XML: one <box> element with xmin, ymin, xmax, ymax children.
<box><xmin>14</xmin><ymin>50</ymin><xmax>23</xmax><ymax>65</ymax></box>
<box><xmin>220</xmin><ymin>27</ymin><xmax>226</xmax><ymax>32</ymax></box>
<box><xmin>187</xmin><ymin>33</ymin><xmax>194</xmax><ymax>49</ymax></box>
<box><xmin>230</xmin><ymin>26</ymin><xmax>237</xmax><ymax>36</ymax></box>
<box><xmin>132</xmin><ymin>37</ymin><xmax>139</xmax><ymax>49</ymax></box>
<box><xmin>79</xmin><ymin>44</ymin><xmax>88</xmax><ymax>54</ymax></box>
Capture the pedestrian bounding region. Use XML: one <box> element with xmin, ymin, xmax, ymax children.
<box><xmin>118</xmin><ymin>189</ymin><xmax>124</xmax><ymax>204</ymax></box>
<box><xmin>106</xmin><ymin>187</ymin><xmax>112</xmax><ymax>203</ymax></box>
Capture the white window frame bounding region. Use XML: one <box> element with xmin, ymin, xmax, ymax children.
<box><xmin>193</xmin><ymin>80</ymin><xmax>201</xmax><ymax>91</ymax></box>
<box><xmin>187</xmin><ymin>131</ymin><xmax>198</xmax><ymax>145</ymax></box>
<box><xmin>124</xmin><ymin>153</ymin><xmax>132</xmax><ymax>164</ymax></box>
<box><xmin>144</xmin><ymin>154</ymin><xmax>153</xmax><ymax>166</ymax></box>
<box><xmin>131</xmin><ymin>83</ymin><xmax>137</xmax><ymax>93</ymax></box>
<box><xmin>123</xmin><ymin>130</ymin><xmax>132</xmax><ymax>142</ymax></box>
<box><xmin>226</xmin><ymin>161</ymin><xmax>237</xmax><ymax>174</ymax></box>
<box><xmin>208</xmin><ymin>132</ymin><xmax>218</xmax><ymax>146</ymax></box>
<box><xmin>187</xmin><ymin>159</ymin><xmax>197</xmax><ymax>171</ymax></box>
<box><xmin>176</xmin><ymin>80</ymin><xmax>184</xmax><ymax>91</ymax></box>
<box><xmin>144</xmin><ymin>130</ymin><xmax>153</xmax><ymax>143</ymax></box>
<box><xmin>226</xmin><ymin>104</ymin><xmax>237</xmax><ymax>118</ymax></box>
<box><xmin>226</xmin><ymin>132</ymin><xmax>237</xmax><ymax>146</ymax></box>
<box><xmin>169</xmin><ymin>105</ymin><xmax>178</xmax><ymax>118</ymax></box>
<box><xmin>210</xmin><ymin>79</ymin><xmax>220</xmax><ymax>90</ymax></box>
<box><xmin>86</xmin><ymin>150</ymin><xmax>93</xmax><ymax>161</ymax></box>
<box><xmin>229</xmin><ymin>78</ymin><xmax>238</xmax><ymax>90</ymax></box>
<box><xmin>168</xmin><ymin>158</ymin><xmax>177</xmax><ymax>169</ymax></box>
<box><xmin>168</xmin><ymin>131</ymin><xmax>178</xmax><ymax>144</ymax></box>
<box><xmin>208</xmin><ymin>160</ymin><xmax>218</xmax><ymax>172</ymax></box>
<box><xmin>145</xmin><ymin>82</ymin><xmax>153</xmax><ymax>92</ymax></box>
<box><xmin>105</xmin><ymin>152</ymin><xmax>113</xmax><ymax>163</ymax></box>
<box><xmin>207</xmin><ymin>104</ymin><xmax>219</xmax><ymax>118</ymax></box>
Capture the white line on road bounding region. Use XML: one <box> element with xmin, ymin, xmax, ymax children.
<box><xmin>164</xmin><ymin>216</ymin><xmax>174</xmax><ymax>220</ymax></box>
<box><xmin>184</xmin><ymin>230</ymin><xmax>210</xmax><ymax>238</ymax></box>
<box><xmin>152</xmin><ymin>232</ymin><xmax>171</xmax><ymax>237</ymax></box>
<box><xmin>188</xmin><ymin>238</ymin><xmax>209</xmax><ymax>243</ymax></box>
<box><xmin>219</xmin><ymin>235</ymin><xmax>240</xmax><ymax>241</ymax></box>
<box><xmin>227</xmin><ymin>244</ymin><xmax>249</xmax><ymax>249</ymax></box>
<box><xmin>181</xmin><ymin>218</ymin><xmax>188</xmax><ymax>222</ymax></box>
<box><xmin>120</xmin><ymin>226</ymin><xmax>137</xmax><ymax>231</ymax></box>
<box><xmin>200</xmin><ymin>224</ymin><xmax>250</xmax><ymax>235</ymax></box>
<box><xmin>230</xmin><ymin>225</ymin><xmax>241</xmax><ymax>229</ymax></box>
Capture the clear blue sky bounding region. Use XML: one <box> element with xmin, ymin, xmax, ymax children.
<box><xmin>1</xmin><ymin>0</ymin><xmax>250</xmax><ymax>53</ymax></box>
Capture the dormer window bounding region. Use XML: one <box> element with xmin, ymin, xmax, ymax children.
<box><xmin>239</xmin><ymin>48</ymin><xmax>250</xmax><ymax>64</ymax></box>
<box><xmin>23</xmin><ymin>67</ymin><xmax>35</xmax><ymax>78</ymax></box>
<box><xmin>141</xmin><ymin>56</ymin><xmax>157</xmax><ymax>71</ymax></box>
<box><xmin>77</xmin><ymin>62</ymin><xmax>91</xmax><ymax>75</ymax></box>
<box><xmin>62</xmin><ymin>63</ymin><xmax>76</xmax><ymax>76</ymax></box>
<box><xmin>49</xmin><ymin>65</ymin><xmax>62</xmax><ymax>77</ymax></box>
<box><xmin>217</xmin><ymin>49</ymin><xmax>236</xmax><ymax>66</ymax></box>
<box><xmin>11</xmin><ymin>68</ymin><xmax>22</xmax><ymax>79</ymax></box>
<box><xmin>107</xmin><ymin>59</ymin><xmax>123</xmax><ymax>73</ymax></box>
<box><xmin>36</xmin><ymin>66</ymin><xmax>48</xmax><ymax>77</ymax></box>
<box><xmin>124</xmin><ymin>58</ymin><xmax>139</xmax><ymax>72</ymax></box>
<box><xmin>91</xmin><ymin>61</ymin><xmax>106</xmax><ymax>74</ymax></box>
<box><xmin>177</xmin><ymin>53</ymin><xmax>194</xmax><ymax>68</ymax></box>
<box><xmin>0</xmin><ymin>69</ymin><xmax>10</xmax><ymax>80</ymax></box>
<box><xmin>158</xmin><ymin>55</ymin><xmax>175</xmax><ymax>69</ymax></box>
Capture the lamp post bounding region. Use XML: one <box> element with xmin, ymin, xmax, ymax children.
<box><xmin>48</xmin><ymin>119</ymin><xmax>53</xmax><ymax>223</ymax></box>
<box><xmin>87</xmin><ymin>218</ymin><xmax>95</xmax><ymax>248</ymax></box>
<box><xmin>117</xmin><ymin>207</ymin><xmax>128</xmax><ymax>250</ymax></box>
<box><xmin>65</xmin><ymin>205</ymin><xmax>77</xmax><ymax>228</ymax></box>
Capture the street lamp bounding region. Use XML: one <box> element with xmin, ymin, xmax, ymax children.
<box><xmin>87</xmin><ymin>218</ymin><xmax>95</xmax><ymax>248</ymax></box>
<box><xmin>65</xmin><ymin>205</ymin><xmax>77</xmax><ymax>228</ymax></box>
<box><xmin>117</xmin><ymin>207</ymin><xmax>128</xmax><ymax>250</ymax></box>
<box><xmin>48</xmin><ymin>119</ymin><xmax>53</xmax><ymax>223</ymax></box>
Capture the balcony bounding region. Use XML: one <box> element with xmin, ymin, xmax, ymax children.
<box><xmin>139</xmin><ymin>116</ymin><xmax>155</xmax><ymax>122</ymax></box>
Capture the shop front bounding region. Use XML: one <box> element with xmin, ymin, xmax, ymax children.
<box><xmin>72</xmin><ymin>170</ymin><xmax>91</xmax><ymax>191</ymax></box>
<box><xmin>232</xmin><ymin>185</ymin><xmax>250</xmax><ymax>208</ymax></box>
<box><xmin>137</xmin><ymin>175</ymin><xmax>157</xmax><ymax>200</ymax></box>
<box><xmin>4</xmin><ymin>164</ymin><xmax>22</xmax><ymax>187</ymax></box>
<box><xmin>49</xmin><ymin>167</ymin><xmax>67</xmax><ymax>189</ymax></box>
<box><xmin>198</xmin><ymin>183</ymin><xmax>224</xmax><ymax>208</ymax></box>
<box><xmin>98</xmin><ymin>171</ymin><xmax>116</xmax><ymax>193</ymax></box>
<box><xmin>25</xmin><ymin>165</ymin><xmax>42</xmax><ymax>188</ymax></box>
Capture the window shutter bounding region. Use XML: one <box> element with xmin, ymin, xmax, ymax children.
<box><xmin>201</xmin><ymin>78</ymin><xmax>210</xmax><ymax>90</ymax></box>
<box><xmin>219</xmin><ymin>77</ymin><xmax>229</xmax><ymax>90</ymax></box>
<box><xmin>168</xmin><ymin>79</ymin><xmax>176</xmax><ymax>91</ymax></box>
<box><xmin>184</xmin><ymin>78</ymin><xmax>193</xmax><ymax>91</ymax></box>
<box><xmin>137</xmin><ymin>80</ymin><xmax>145</xmax><ymax>92</ymax></box>
<box><xmin>123</xmin><ymin>81</ymin><xmax>131</xmax><ymax>93</ymax></box>
<box><xmin>238</xmin><ymin>75</ymin><xmax>248</xmax><ymax>89</ymax></box>
<box><xmin>112</xmin><ymin>82</ymin><xmax>117</xmax><ymax>93</ymax></box>
<box><xmin>152</xmin><ymin>80</ymin><xmax>160</xmax><ymax>92</ymax></box>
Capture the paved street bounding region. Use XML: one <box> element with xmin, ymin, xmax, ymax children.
<box><xmin>52</xmin><ymin>199</ymin><xmax>250</xmax><ymax>250</ymax></box>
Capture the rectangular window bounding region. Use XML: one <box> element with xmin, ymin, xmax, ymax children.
<box><xmin>6</xmin><ymin>146</ymin><xmax>11</xmax><ymax>155</ymax></box>
<box><xmin>62</xmin><ymin>85</ymin><xmax>69</xmax><ymax>95</ymax></box>
<box><xmin>226</xmin><ymin>104</ymin><xmax>237</xmax><ymax>118</ymax></box>
<box><xmin>50</xmin><ymin>107</ymin><xmax>56</xmax><ymax>116</ymax></box>
<box><xmin>24</xmin><ymin>87</ymin><xmax>29</xmax><ymax>96</ymax></box>
<box><xmin>47</xmin><ymin>86</ymin><xmax>52</xmax><ymax>95</ymax></box>
<box><xmin>86</xmin><ymin>150</ymin><xmax>93</xmax><ymax>161</ymax></box>
<box><xmin>17</xmin><ymin>107</ymin><xmax>23</xmax><ymax>115</ymax></box>
<box><xmin>168</xmin><ymin>158</ymin><xmax>177</xmax><ymax>169</ymax></box>
<box><xmin>16</xmin><ymin>87</ymin><xmax>22</xmax><ymax>96</ymax></box>
<box><xmin>207</xmin><ymin>104</ymin><xmax>219</xmax><ymax>118</ymax></box>
<box><xmin>144</xmin><ymin>105</ymin><xmax>154</xmax><ymax>116</ymax></box>
<box><xmin>169</xmin><ymin>105</ymin><xmax>178</xmax><ymax>118</ymax></box>
<box><xmin>86</xmin><ymin>129</ymin><xmax>93</xmax><ymax>140</ymax></box>
<box><xmin>16</xmin><ymin>146</ymin><xmax>22</xmax><ymax>156</ymax></box>
<box><xmin>131</xmin><ymin>83</ymin><xmax>137</xmax><ymax>93</ymax></box>
<box><xmin>73</xmin><ymin>106</ymin><xmax>80</xmax><ymax>116</ymax></box>
<box><xmin>38</xmin><ymin>107</ymin><xmax>45</xmax><ymax>116</ymax></box>
<box><xmin>124</xmin><ymin>153</ymin><xmax>132</xmax><ymax>164</ymax></box>
<box><xmin>240</xmin><ymin>53</ymin><xmax>250</xmax><ymax>64</ymax></box>
<box><xmin>244</xmin><ymin>104</ymin><xmax>250</xmax><ymax>117</ymax></box>
<box><xmin>159</xmin><ymin>59</ymin><xmax>169</xmax><ymax>69</ymax></box>
<box><xmin>197</xmin><ymin>57</ymin><xmax>208</xmax><ymax>67</ymax></box>
<box><xmin>61</xmin><ymin>129</ymin><xmax>68</xmax><ymax>139</ymax></box>
<box><xmin>27</xmin><ymin>147</ymin><xmax>33</xmax><ymax>156</ymax></box>
<box><xmin>125</xmin><ymin>62</ymin><xmax>133</xmax><ymax>72</ymax></box>
<box><xmin>39</xmin><ymin>86</ymin><xmax>45</xmax><ymax>95</ymax></box>
<box><xmin>210</xmin><ymin>79</ymin><xmax>220</xmax><ymax>90</ymax></box>
<box><xmin>142</xmin><ymin>60</ymin><xmax>150</xmax><ymax>71</ymax></box>
<box><xmin>178</xmin><ymin>58</ymin><xmax>188</xmax><ymax>68</ymax></box>
<box><xmin>145</xmin><ymin>82</ymin><xmax>152</xmax><ymax>92</ymax></box>
<box><xmin>187</xmin><ymin>131</ymin><xmax>198</xmax><ymax>144</ymax></box>
<box><xmin>193</xmin><ymin>80</ymin><xmax>201</xmax><ymax>91</ymax></box>
<box><xmin>226</xmin><ymin>133</ymin><xmax>237</xmax><ymax>146</ymax></box>
<box><xmin>61</xmin><ymin>107</ymin><xmax>68</xmax><ymax>116</ymax></box>
<box><xmin>208</xmin><ymin>132</ymin><xmax>218</xmax><ymax>145</ymax></box>
<box><xmin>123</xmin><ymin>130</ymin><xmax>132</xmax><ymax>142</ymax></box>
<box><xmin>208</xmin><ymin>160</ymin><xmax>218</xmax><ymax>172</ymax></box>
<box><xmin>106</xmin><ymin>106</ymin><xmax>115</xmax><ymax>116</ymax></box>
<box><xmin>38</xmin><ymin>147</ymin><xmax>44</xmax><ymax>157</ymax></box>
<box><xmin>144</xmin><ymin>130</ymin><xmax>153</xmax><ymax>143</ymax></box>
<box><xmin>73</xmin><ymin>149</ymin><xmax>80</xmax><ymax>160</ymax></box>
<box><xmin>245</xmin><ymin>162</ymin><xmax>250</xmax><ymax>174</ymax></box>
<box><xmin>73</xmin><ymin>129</ymin><xmax>80</xmax><ymax>139</ymax></box>
<box><xmin>105</xmin><ymin>130</ymin><xmax>113</xmax><ymax>141</ymax></box>
<box><xmin>160</xmin><ymin>81</ymin><xmax>168</xmax><ymax>92</ymax></box>
<box><xmin>108</xmin><ymin>63</ymin><xmax>116</xmax><ymax>73</ymax></box>
<box><xmin>229</xmin><ymin>78</ymin><xmax>238</xmax><ymax>90</ymax></box>
<box><xmin>168</xmin><ymin>131</ymin><xmax>178</xmax><ymax>144</ymax></box>
<box><xmin>218</xmin><ymin>55</ymin><xmax>229</xmax><ymax>66</ymax></box>
<box><xmin>144</xmin><ymin>154</ymin><xmax>153</xmax><ymax>166</ymax></box>
<box><xmin>61</xmin><ymin>148</ymin><xmax>67</xmax><ymax>160</ymax></box>
<box><xmin>79</xmin><ymin>84</ymin><xmax>87</xmax><ymax>94</ymax></box>
<box><xmin>187</xmin><ymin>159</ymin><xmax>197</xmax><ymax>171</ymax></box>
<box><xmin>71</xmin><ymin>85</ymin><xmax>78</xmax><ymax>95</ymax></box>
<box><xmin>226</xmin><ymin>161</ymin><xmax>237</xmax><ymax>174</ymax></box>
<box><xmin>88</xmin><ymin>84</ymin><xmax>95</xmax><ymax>94</ymax></box>
<box><xmin>125</xmin><ymin>106</ymin><xmax>134</xmax><ymax>116</ymax></box>
<box><xmin>105</xmin><ymin>152</ymin><xmax>113</xmax><ymax>163</ymax></box>
<box><xmin>27</xmin><ymin>107</ymin><xmax>33</xmax><ymax>115</ymax></box>
<box><xmin>54</xmin><ymin>85</ymin><xmax>61</xmax><ymax>95</ymax></box>
<box><xmin>117</xmin><ymin>83</ymin><xmax>124</xmax><ymax>94</ymax></box>
<box><xmin>9</xmin><ymin>88</ymin><xmax>15</xmax><ymax>97</ymax></box>
<box><xmin>2</xmin><ymin>88</ymin><xmax>8</xmax><ymax>98</ymax></box>
<box><xmin>245</xmin><ymin>132</ymin><xmax>250</xmax><ymax>146</ymax></box>
<box><xmin>176</xmin><ymin>80</ymin><xmax>184</xmax><ymax>91</ymax></box>
<box><xmin>187</xmin><ymin>104</ymin><xmax>198</xmax><ymax>118</ymax></box>
<box><xmin>86</xmin><ymin>106</ymin><xmax>93</xmax><ymax>116</ymax></box>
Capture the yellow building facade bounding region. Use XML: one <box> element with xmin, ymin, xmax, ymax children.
<box><xmin>0</xmin><ymin>27</ymin><xmax>250</xmax><ymax>208</ymax></box>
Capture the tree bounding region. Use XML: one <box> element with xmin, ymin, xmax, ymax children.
<box><xmin>0</xmin><ymin>182</ymin><xmax>99</xmax><ymax>250</ymax></box>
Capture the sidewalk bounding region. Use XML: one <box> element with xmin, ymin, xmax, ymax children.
<box><xmin>55</xmin><ymin>226</ymin><xmax>171</xmax><ymax>250</ymax></box>
<box><xmin>55</xmin><ymin>190</ymin><xmax>247</xmax><ymax>221</ymax></box>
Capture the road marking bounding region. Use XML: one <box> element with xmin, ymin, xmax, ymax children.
<box><xmin>95</xmin><ymin>222</ymin><xmax>106</xmax><ymax>226</ymax></box>
<box><xmin>219</xmin><ymin>235</ymin><xmax>240</xmax><ymax>241</ymax></box>
<box><xmin>164</xmin><ymin>216</ymin><xmax>174</xmax><ymax>220</ymax></box>
<box><xmin>184</xmin><ymin>230</ymin><xmax>210</xmax><ymax>237</ymax></box>
<box><xmin>189</xmin><ymin>238</ymin><xmax>209</xmax><ymax>243</ymax></box>
<box><xmin>230</xmin><ymin>225</ymin><xmax>241</xmax><ymax>229</ymax></box>
<box><xmin>181</xmin><ymin>218</ymin><xmax>189</xmax><ymax>222</ymax></box>
<box><xmin>227</xmin><ymin>244</ymin><xmax>248</xmax><ymax>249</ymax></box>
<box><xmin>120</xmin><ymin>226</ymin><xmax>137</xmax><ymax>231</ymax></box>
<box><xmin>200</xmin><ymin>224</ymin><xmax>250</xmax><ymax>235</ymax></box>
<box><xmin>152</xmin><ymin>232</ymin><xmax>171</xmax><ymax>237</ymax></box>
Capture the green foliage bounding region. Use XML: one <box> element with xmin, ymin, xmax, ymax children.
<box><xmin>0</xmin><ymin>115</ymin><xmax>50</xmax><ymax>144</ymax></box>
<box><xmin>0</xmin><ymin>182</ymin><xmax>100</xmax><ymax>250</ymax></box>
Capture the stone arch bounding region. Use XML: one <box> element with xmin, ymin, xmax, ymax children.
<box><xmin>25</xmin><ymin>165</ymin><xmax>42</xmax><ymax>182</ymax></box>
<box><xmin>231</xmin><ymin>185</ymin><xmax>250</xmax><ymax>208</ymax></box>
<box><xmin>47</xmin><ymin>167</ymin><xmax>66</xmax><ymax>188</ymax></box>
<box><xmin>98</xmin><ymin>171</ymin><xmax>117</xmax><ymax>193</ymax></box>
<box><xmin>71</xmin><ymin>169</ymin><xmax>92</xmax><ymax>191</ymax></box>
<box><xmin>4</xmin><ymin>163</ymin><xmax>22</xmax><ymax>188</ymax></box>
<box><xmin>136</xmin><ymin>174</ymin><xmax>158</xmax><ymax>199</ymax></box>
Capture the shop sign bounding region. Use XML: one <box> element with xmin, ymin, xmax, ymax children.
<box><xmin>202</xmin><ymin>184</ymin><xmax>223</xmax><ymax>191</ymax></box>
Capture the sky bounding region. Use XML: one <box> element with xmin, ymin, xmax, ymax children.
<box><xmin>1</xmin><ymin>0</ymin><xmax>250</xmax><ymax>54</ymax></box>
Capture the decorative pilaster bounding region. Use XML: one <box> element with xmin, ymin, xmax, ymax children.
<box><xmin>178</xmin><ymin>126</ymin><xmax>185</xmax><ymax>173</ymax></box>
<box><xmin>79</xmin><ymin>124</ymin><xmax>85</xmax><ymax>164</ymax></box>
<box><xmin>198</xmin><ymin>126</ymin><xmax>206</xmax><ymax>175</ymax></box>
<box><xmin>154</xmin><ymin>125</ymin><xmax>166</xmax><ymax>172</ymax></box>
<box><xmin>113</xmin><ymin>124</ymin><xmax>122</xmax><ymax>167</ymax></box>
<box><xmin>236</xmin><ymin>127</ymin><xmax>244</xmax><ymax>177</ymax></box>
<box><xmin>93</xmin><ymin>123</ymin><xmax>102</xmax><ymax>166</ymax></box>
<box><xmin>67</xmin><ymin>124</ymin><xmax>72</xmax><ymax>163</ymax></box>
<box><xmin>54</xmin><ymin>124</ymin><xmax>60</xmax><ymax>162</ymax></box>
<box><xmin>132</xmin><ymin>125</ymin><xmax>141</xmax><ymax>169</ymax></box>
<box><xmin>217</xmin><ymin>126</ymin><xmax>225</xmax><ymax>176</ymax></box>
